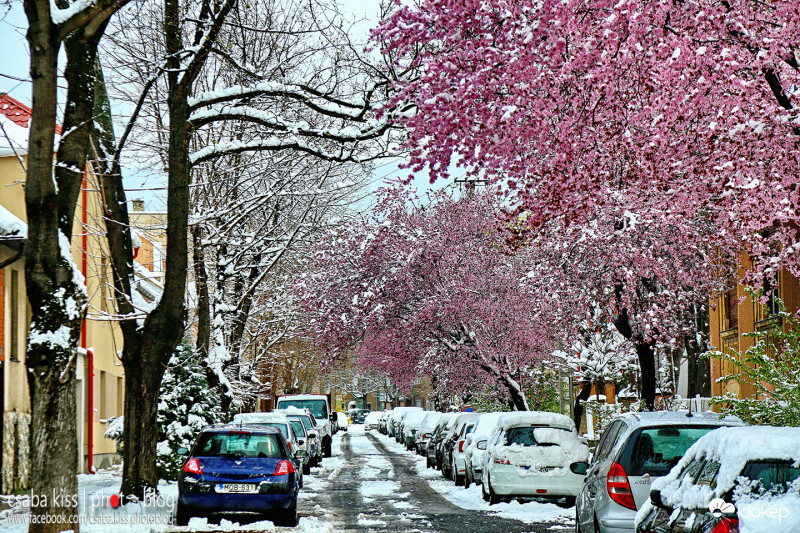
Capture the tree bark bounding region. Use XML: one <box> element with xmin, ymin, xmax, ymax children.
<box><xmin>573</xmin><ymin>380</ymin><xmax>593</xmax><ymax>431</ymax></box>
<box><xmin>23</xmin><ymin>1</ymin><xmax>111</xmax><ymax>528</ymax></box>
<box><xmin>614</xmin><ymin>303</ymin><xmax>656</xmax><ymax>411</ymax></box>
<box><xmin>96</xmin><ymin>0</ymin><xmax>235</xmax><ymax>498</ymax></box>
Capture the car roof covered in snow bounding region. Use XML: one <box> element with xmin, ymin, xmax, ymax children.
<box><xmin>203</xmin><ymin>423</ymin><xmax>284</xmax><ymax>436</ymax></box>
<box><xmin>615</xmin><ymin>410</ymin><xmax>744</xmax><ymax>429</ymax></box>
<box><xmin>470</xmin><ymin>412</ymin><xmax>504</xmax><ymax>437</ymax></box>
<box><xmin>390</xmin><ymin>406</ymin><xmax>422</xmax><ymax>421</ymax></box>
<box><xmin>498</xmin><ymin>412</ymin><xmax>576</xmax><ymax>432</ymax></box>
<box><xmin>232</xmin><ymin>412</ymin><xmax>290</xmax><ymax>424</ymax></box>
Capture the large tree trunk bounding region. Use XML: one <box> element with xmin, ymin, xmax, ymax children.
<box><xmin>95</xmin><ymin>0</ymin><xmax>235</xmax><ymax>498</ymax></box>
<box><xmin>572</xmin><ymin>380</ymin><xmax>593</xmax><ymax>431</ymax></box>
<box><xmin>614</xmin><ymin>304</ymin><xmax>656</xmax><ymax>411</ymax></box>
<box><xmin>23</xmin><ymin>2</ymin><xmax>110</xmax><ymax>528</ymax></box>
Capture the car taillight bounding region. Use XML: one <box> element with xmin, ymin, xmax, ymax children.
<box><xmin>458</xmin><ymin>440</ymin><xmax>466</xmax><ymax>452</ymax></box>
<box><xmin>182</xmin><ymin>458</ymin><xmax>203</xmax><ymax>475</ymax></box>
<box><xmin>607</xmin><ymin>461</ymin><xmax>636</xmax><ymax>510</ymax></box>
<box><xmin>423</xmin><ymin>433</ymin><xmax>430</xmax><ymax>439</ymax></box>
<box><xmin>493</xmin><ymin>457</ymin><xmax>510</xmax><ymax>465</ymax></box>
<box><xmin>287</xmin><ymin>441</ymin><xmax>292</xmax><ymax>452</ymax></box>
<box><xmin>711</xmin><ymin>519</ymin><xmax>739</xmax><ymax>533</ymax></box>
<box><xmin>274</xmin><ymin>460</ymin><xmax>295</xmax><ymax>476</ymax></box>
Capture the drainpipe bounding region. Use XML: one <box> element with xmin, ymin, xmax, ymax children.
<box><xmin>81</xmin><ymin>171</ymin><xmax>94</xmax><ymax>474</ymax></box>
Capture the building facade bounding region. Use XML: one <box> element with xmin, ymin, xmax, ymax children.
<box><xmin>0</xmin><ymin>94</ymin><xmax>125</xmax><ymax>491</ymax></box>
<box><xmin>708</xmin><ymin>255</ymin><xmax>800</xmax><ymax>400</ymax></box>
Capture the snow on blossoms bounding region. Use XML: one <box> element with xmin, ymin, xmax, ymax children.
<box><xmin>297</xmin><ymin>188</ymin><xmax>557</xmax><ymax>410</ymax></box>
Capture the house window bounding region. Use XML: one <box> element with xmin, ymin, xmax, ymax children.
<box><xmin>99</xmin><ymin>370</ymin><xmax>107</xmax><ymax>419</ymax></box>
<box><xmin>117</xmin><ymin>376</ymin><xmax>124</xmax><ymax>416</ymax></box>
<box><xmin>719</xmin><ymin>286</ymin><xmax>738</xmax><ymax>331</ymax></box>
<box><xmin>754</xmin><ymin>273</ymin><xmax>781</xmax><ymax>322</ymax></box>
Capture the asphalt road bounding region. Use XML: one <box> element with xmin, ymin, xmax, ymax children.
<box><xmin>296</xmin><ymin>426</ymin><xmax>574</xmax><ymax>533</ymax></box>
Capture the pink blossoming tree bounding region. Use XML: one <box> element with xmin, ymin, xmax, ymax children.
<box><xmin>299</xmin><ymin>189</ymin><xmax>556</xmax><ymax>410</ymax></box>
<box><xmin>375</xmin><ymin>0</ymin><xmax>799</xmax><ymax>407</ymax></box>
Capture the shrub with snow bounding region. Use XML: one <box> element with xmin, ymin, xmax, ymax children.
<box><xmin>157</xmin><ymin>341</ymin><xmax>224</xmax><ymax>480</ymax></box>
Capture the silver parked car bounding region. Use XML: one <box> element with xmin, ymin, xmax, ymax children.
<box><xmin>574</xmin><ymin>410</ymin><xmax>744</xmax><ymax>533</ymax></box>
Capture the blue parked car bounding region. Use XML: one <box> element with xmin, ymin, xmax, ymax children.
<box><xmin>177</xmin><ymin>425</ymin><xmax>303</xmax><ymax>526</ymax></box>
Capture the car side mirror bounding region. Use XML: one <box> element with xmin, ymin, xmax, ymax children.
<box><xmin>650</xmin><ymin>489</ymin><xmax>665</xmax><ymax>509</ymax></box>
<box><xmin>477</xmin><ymin>440</ymin><xmax>487</xmax><ymax>450</ymax></box>
<box><xmin>579</xmin><ymin>437</ymin><xmax>589</xmax><ymax>446</ymax></box>
<box><xmin>177</xmin><ymin>447</ymin><xmax>189</xmax><ymax>456</ymax></box>
<box><xmin>570</xmin><ymin>461</ymin><xmax>589</xmax><ymax>475</ymax></box>
<box><xmin>298</xmin><ymin>439</ymin><xmax>305</xmax><ymax>446</ymax></box>
<box><xmin>330</xmin><ymin>412</ymin><xmax>337</xmax><ymax>421</ymax></box>
<box><xmin>308</xmin><ymin>432</ymin><xmax>317</xmax><ymax>439</ymax></box>
<box><xmin>295</xmin><ymin>450</ymin><xmax>308</xmax><ymax>458</ymax></box>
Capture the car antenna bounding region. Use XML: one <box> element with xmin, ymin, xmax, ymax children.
<box><xmin>686</xmin><ymin>397</ymin><xmax>694</xmax><ymax>417</ymax></box>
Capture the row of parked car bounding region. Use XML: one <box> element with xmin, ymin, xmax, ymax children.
<box><xmin>373</xmin><ymin>406</ymin><xmax>800</xmax><ymax>533</ymax></box>
<box><xmin>176</xmin><ymin>394</ymin><xmax>343</xmax><ymax>528</ymax></box>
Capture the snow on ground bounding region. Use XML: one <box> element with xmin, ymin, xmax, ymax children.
<box><xmin>379</xmin><ymin>425</ymin><xmax>575</xmax><ymax>528</ymax></box>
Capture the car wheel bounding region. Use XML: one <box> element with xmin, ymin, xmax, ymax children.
<box><xmin>273</xmin><ymin>501</ymin><xmax>298</xmax><ymax>527</ymax></box>
<box><xmin>323</xmin><ymin>438</ymin><xmax>332</xmax><ymax>457</ymax></box>
<box><xmin>482</xmin><ymin>475</ymin><xmax>490</xmax><ymax>502</ymax></box>
<box><xmin>299</xmin><ymin>471</ymin><xmax>304</xmax><ymax>489</ymax></box>
<box><xmin>303</xmin><ymin>462</ymin><xmax>311</xmax><ymax>475</ymax></box>
<box><xmin>593</xmin><ymin>514</ymin><xmax>601</xmax><ymax>533</ymax></box>
<box><xmin>176</xmin><ymin>500</ymin><xmax>192</xmax><ymax>526</ymax></box>
<box><xmin>558</xmin><ymin>496</ymin><xmax>575</xmax><ymax>509</ymax></box>
<box><xmin>487</xmin><ymin>477</ymin><xmax>501</xmax><ymax>505</ymax></box>
<box><xmin>453</xmin><ymin>457</ymin><xmax>464</xmax><ymax>486</ymax></box>
<box><xmin>426</xmin><ymin>455</ymin><xmax>432</xmax><ymax>468</ymax></box>
<box><xmin>464</xmin><ymin>467</ymin><xmax>472</xmax><ymax>489</ymax></box>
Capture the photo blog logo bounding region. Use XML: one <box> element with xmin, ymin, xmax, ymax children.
<box><xmin>709</xmin><ymin>497</ymin><xmax>791</xmax><ymax>522</ymax></box>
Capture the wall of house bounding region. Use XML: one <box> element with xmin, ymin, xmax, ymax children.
<box><xmin>709</xmin><ymin>253</ymin><xmax>800</xmax><ymax>401</ymax></box>
<box><xmin>0</xmin><ymin>156</ymin><xmax>31</xmax><ymax>493</ymax></box>
<box><xmin>0</xmin><ymin>155</ymin><xmax>126</xmax><ymax>485</ymax></box>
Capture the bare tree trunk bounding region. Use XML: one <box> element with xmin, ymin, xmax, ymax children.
<box><xmin>573</xmin><ymin>380</ymin><xmax>593</xmax><ymax>431</ymax></box>
<box><xmin>23</xmin><ymin>1</ymin><xmax>117</xmax><ymax>528</ymax></box>
<box><xmin>95</xmin><ymin>0</ymin><xmax>236</xmax><ymax>498</ymax></box>
<box><xmin>614</xmin><ymin>286</ymin><xmax>656</xmax><ymax>411</ymax></box>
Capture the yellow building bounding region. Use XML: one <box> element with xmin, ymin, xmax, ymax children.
<box><xmin>0</xmin><ymin>93</ymin><xmax>124</xmax><ymax>491</ymax></box>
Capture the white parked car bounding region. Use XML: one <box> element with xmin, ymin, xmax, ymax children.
<box><xmin>364</xmin><ymin>411</ymin><xmax>383</xmax><ymax>430</ymax></box>
<box><xmin>463</xmin><ymin>412</ymin><xmax>503</xmax><ymax>488</ymax></box>
<box><xmin>481</xmin><ymin>412</ymin><xmax>588</xmax><ymax>506</ymax></box>
<box><xmin>335</xmin><ymin>411</ymin><xmax>349</xmax><ymax>432</ymax></box>
<box><xmin>389</xmin><ymin>406</ymin><xmax>422</xmax><ymax>438</ymax></box>
<box><xmin>401</xmin><ymin>410</ymin><xmax>431</xmax><ymax>450</ymax></box>
<box><xmin>636</xmin><ymin>425</ymin><xmax>800</xmax><ymax>533</ymax></box>
<box><xmin>415</xmin><ymin>412</ymin><xmax>446</xmax><ymax>455</ymax></box>
<box><xmin>231</xmin><ymin>412</ymin><xmax>306</xmax><ymax>487</ymax></box>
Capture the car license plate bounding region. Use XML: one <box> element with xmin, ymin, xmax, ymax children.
<box><xmin>217</xmin><ymin>483</ymin><xmax>258</xmax><ymax>493</ymax></box>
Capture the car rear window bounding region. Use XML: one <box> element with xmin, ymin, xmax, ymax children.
<box><xmin>195</xmin><ymin>432</ymin><xmax>283</xmax><ymax>458</ymax></box>
<box><xmin>505</xmin><ymin>426</ymin><xmax>564</xmax><ymax>447</ymax></box>
<box><xmin>290</xmin><ymin>420</ymin><xmax>306</xmax><ymax>437</ymax></box>
<box><xmin>621</xmin><ymin>426</ymin><xmax>720</xmax><ymax>477</ymax></box>
<box><xmin>740</xmin><ymin>461</ymin><xmax>800</xmax><ymax>494</ymax></box>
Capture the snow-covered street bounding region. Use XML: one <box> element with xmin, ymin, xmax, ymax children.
<box><xmin>0</xmin><ymin>425</ymin><xmax>576</xmax><ymax>532</ymax></box>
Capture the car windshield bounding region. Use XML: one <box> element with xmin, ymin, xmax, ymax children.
<box><xmin>289</xmin><ymin>420</ymin><xmax>306</xmax><ymax>437</ymax></box>
<box><xmin>739</xmin><ymin>461</ymin><xmax>800</xmax><ymax>494</ymax></box>
<box><xmin>296</xmin><ymin>416</ymin><xmax>313</xmax><ymax>431</ymax></box>
<box><xmin>278</xmin><ymin>399</ymin><xmax>327</xmax><ymax>420</ymax></box>
<box><xmin>627</xmin><ymin>426</ymin><xmax>720</xmax><ymax>477</ymax></box>
<box><xmin>194</xmin><ymin>432</ymin><xmax>282</xmax><ymax>458</ymax></box>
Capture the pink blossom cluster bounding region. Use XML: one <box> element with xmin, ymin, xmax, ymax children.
<box><xmin>376</xmin><ymin>0</ymin><xmax>800</xmax><ymax>278</ymax></box>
